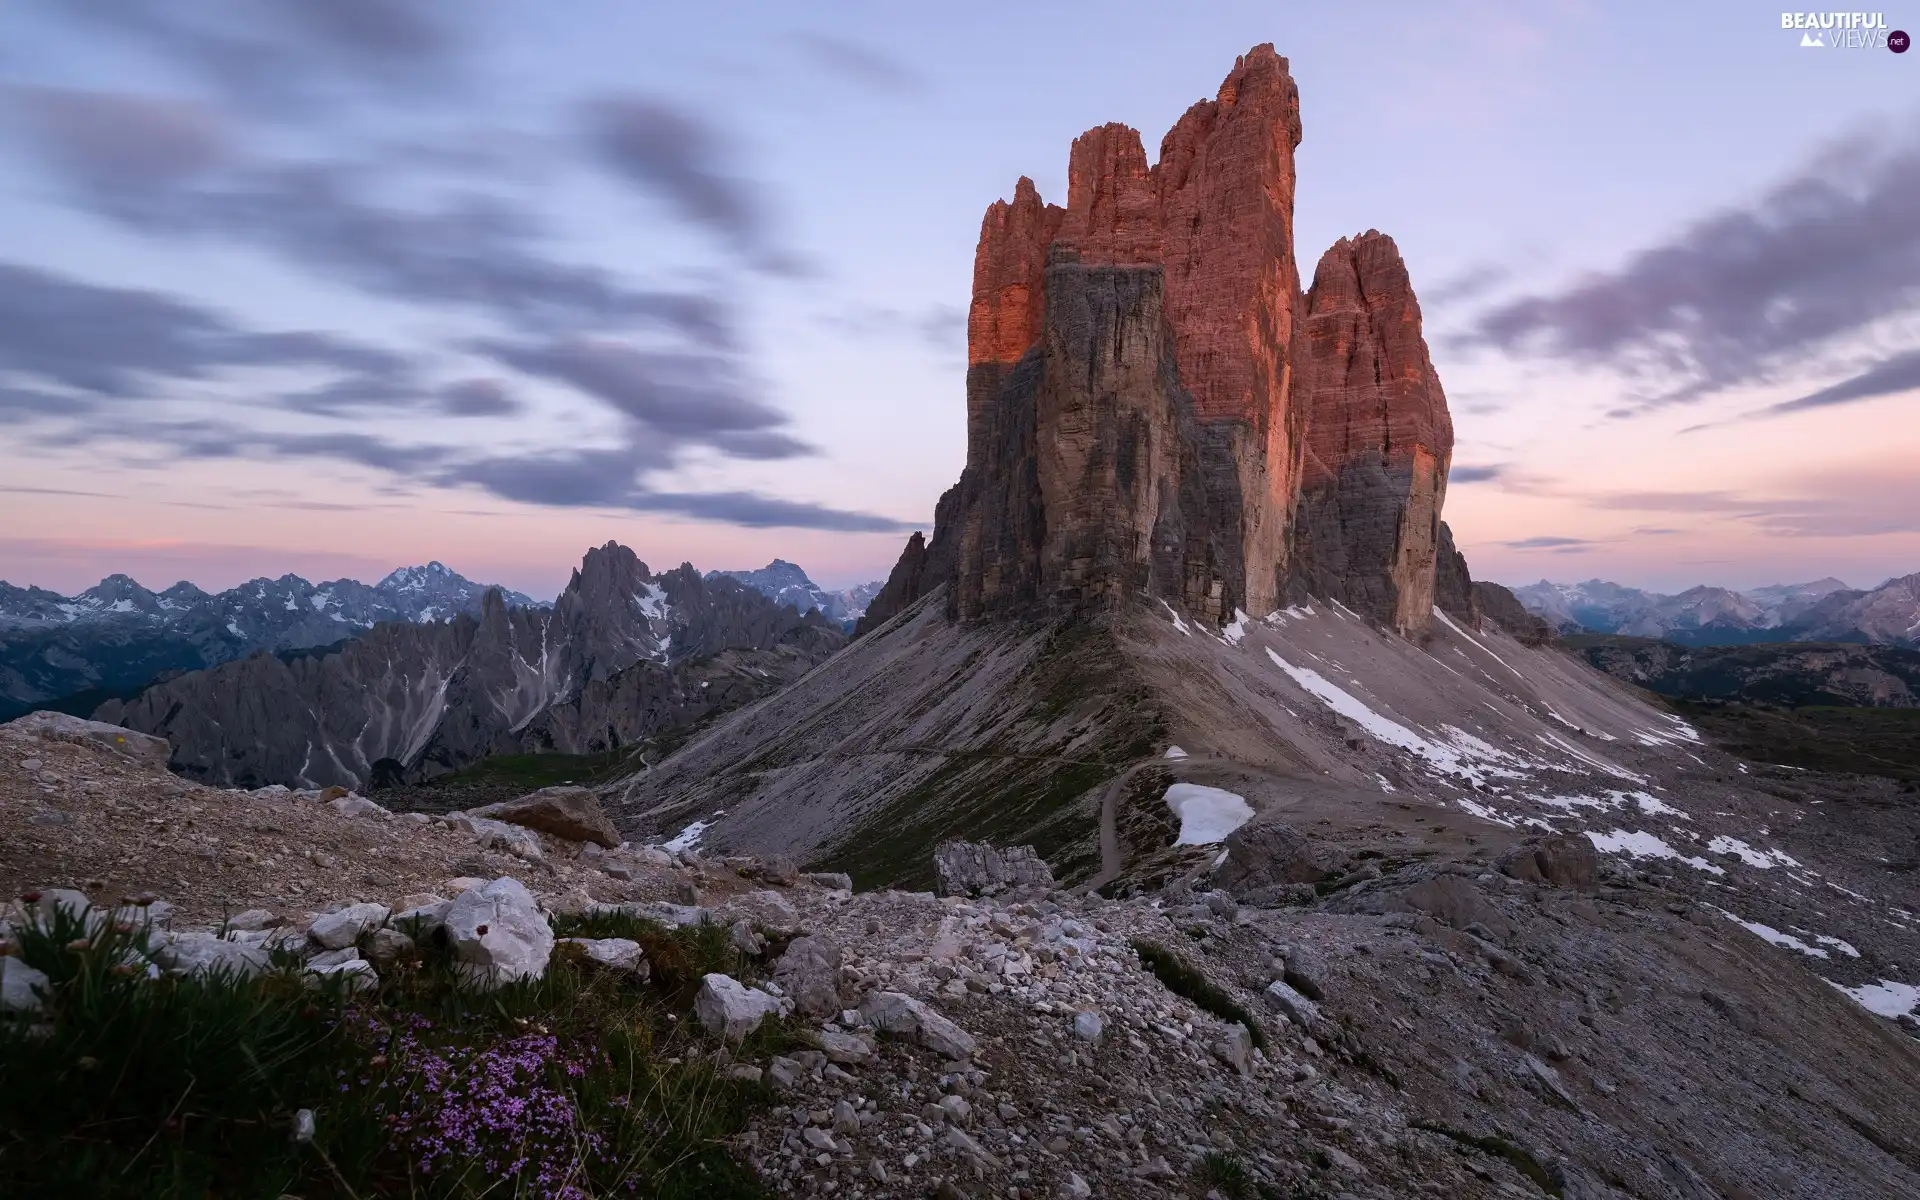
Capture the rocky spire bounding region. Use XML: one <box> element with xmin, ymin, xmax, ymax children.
<box><xmin>1290</xmin><ymin>232</ymin><xmax>1454</xmax><ymax>636</ymax></box>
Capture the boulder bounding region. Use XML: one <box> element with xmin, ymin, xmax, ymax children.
<box><xmin>457</xmin><ymin>816</ymin><xmax>545</xmax><ymax>862</ymax></box>
<box><xmin>307</xmin><ymin>903</ymin><xmax>390</xmax><ymax>951</ymax></box>
<box><xmin>860</xmin><ymin>990</ymin><xmax>977</xmax><ymax>1060</ymax></box>
<box><xmin>933</xmin><ymin>842</ymin><xmax>1056</xmax><ymax>897</ymax></box>
<box><xmin>1497</xmin><ymin>834</ymin><xmax>1599</xmax><ymax>890</ymax></box>
<box><xmin>5</xmin><ymin>711</ymin><xmax>170</xmax><ymax>767</ymax></box>
<box><xmin>1265</xmin><ymin>978</ymin><xmax>1322</xmax><ymax>1026</ymax></box>
<box><xmin>443</xmin><ymin>877</ymin><xmax>554</xmax><ymax>988</ymax></box>
<box><xmin>773</xmin><ymin>934</ymin><xmax>844</xmax><ymax>1018</ymax></box>
<box><xmin>468</xmin><ymin>786</ymin><xmax>621</xmax><ymax>848</ymax></box>
<box><xmin>694</xmin><ymin>973</ymin><xmax>785</xmax><ymax>1042</ymax></box>
<box><xmin>0</xmin><ymin>957</ymin><xmax>51</xmax><ymax>1013</ymax></box>
<box><xmin>154</xmin><ymin>933</ymin><xmax>271</xmax><ymax>979</ymax></box>
<box><xmin>329</xmin><ymin>795</ymin><xmax>390</xmax><ymax>819</ymax></box>
<box><xmin>1216</xmin><ymin>819</ymin><xmax>1350</xmax><ymax>890</ymax></box>
<box><xmin>557</xmin><ymin>937</ymin><xmax>649</xmax><ymax>977</ymax></box>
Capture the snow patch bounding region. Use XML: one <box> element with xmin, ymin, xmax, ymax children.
<box><xmin>1585</xmin><ymin>829</ymin><xmax>1724</xmax><ymax>875</ymax></box>
<box><xmin>661</xmin><ymin>815</ymin><xmax>721</xmax><ymax>854</ymax></box>
<box><xmin>1164</xmin><ymin>746</ymin><xmax>1189</xmax><ymax>760</ymax></box>
<box><xmin>1706</xmin><ymin>836</ymin><xmax>1798</xmax><ymax>869</ymax></box>
<box><xmin>1220</xmin><ymin>609</ymin><xmax>1251</xmax><ymax>645</ymax></box>
<box><xmin>1830</xmin><ymin>979</ymin><xmax>1920</xmax><ymax>1018</ymax></box>
<box><xmin>1158</xmin><ymin>600</ymin><xmax>1192</xmax><ymax>637</ymax></box>
<box><xmin>1163</xmin><ymin>783</ymin><xmax>1252</xmax><ymax>845</ymax></box>
<box><xmin>1712</xmin><ymin>908</ymin><xmax>1827</xmax><ymax>957</ymax></box>
<box><xmin>635</xmin><ymin>582</ymin><xmax>668</xmax><ymax>621</ymax></box>
<box><xmin>1264</xmin><ymin>649</ymin><xmax>1538</xmax><ymax>787</ymax></box>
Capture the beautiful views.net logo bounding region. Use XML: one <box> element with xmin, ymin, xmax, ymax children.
<box><xmin>1780</xmin><ymin>12</ymin><xmax>1908</xmax><ymax>50</ymax></box>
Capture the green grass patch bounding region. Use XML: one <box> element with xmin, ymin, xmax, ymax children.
<box><xmin>1414</xmin><ymin>1123</ymin><xmax>1560</xmax><ymax>1196</ymax></box>
<box><xmin>1129</xmin><ymin>938</ymin><xmax>1267</xmax><ymax>1052</ymax></box>
<box><xmin>1668</xmin><ymin>699</ymin><xmax>1920</xmax><ymax>784</ymax></box>
<box><xmin>0</xmin><ymin>901</ymin><xmax>774</xmax><ymax>1198</ymax></box>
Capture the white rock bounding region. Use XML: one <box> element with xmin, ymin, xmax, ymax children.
<box><xmin>1072</xmin><ymin>1010</ymin><xmax>1105</xmax><ymax>1042</ymax></box>
<box><xmin>558</xmin><ymin>937</ymin><xmax>649</xmax><ymax>976</ymax></box>
<box><xmin>859</xmin><ymin>990</ymin><xmax>977</xmax><ymax>1059</ymax></box>
<box><xmin>0</xmin><ymin>957</ymin><xmax>51</xmax><ymax>1013</ymax></box>
<box><xmin>329</xmin><ymin>795</ymin><xmax>390</xmax><ymax>819</ymax></box>
<box><xmin>307</xmin><ymin>946</ymin><xmax>362</xmax><ymax>970</ymax></box>
<box><xmin>694</xmin><ymin>972</ymin><xmax>785</xmax><ymax>1042</ymax></box>
<box><xmin>444</xmin><ymin>877</ymin><xmax>554</xmax><ymax>988</ymax></box>
<box><xmin>463</xmin><ymin>816</ymin><xmax>544</xmax><ymax>862</ymax></box>
<box><xmin>225</xmin><ymin>909</ymin><xmax>279</xmax><ymax>933</ymax></box>
<box><xmin>818</xmin><ymin>1028</ymin><xmax>875</xmax><ymax>1064</ymax></box>
<box><xmin>307</xmin><ymin>903</ymin><xmax>390</xmax><ymax>951</ymax></box>
<box><xmin>392</xmin><ymin>899</ymin><xmax>452</xmax><ymax>934</ymax></box>
<box><xmin>154</xmin><ymin>932</ymin><xmax>271</xmax><ymax>978</ymax></box>
<box><xmin>309</xmin><ymin>958</ymin><xmax>379</xmax><ymax>993</ymax></box>
<box><xmin>6</xmin><ymin>711</ymin><xmax>170</xmax><ymax>766</ymax></box>
<box><xmin>1265</xmin><ymin>979</ymin><xmax>1321</xmax><ymax>1026</ymax></box>
<box><xmin>1064</xmin><ymin>1172</ymin><xmax>1093</xmax><ymax>1198</ymax></box>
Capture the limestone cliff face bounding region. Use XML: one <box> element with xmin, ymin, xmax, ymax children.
<box><xmin>865</xmin><ymin>45</ymin><xmax>1482</xmax><ymax>639</ymax></box>
<box><xmin>1291</xmin><ymin>232</ymin><xmax>1454</xmax><ymax>636</ymax></box>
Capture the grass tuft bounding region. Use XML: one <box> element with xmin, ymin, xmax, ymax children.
<box><xmin>1130</xmin><ymin>938</ymin><xmax>1268</xmax><ymax>1052</ymax></box>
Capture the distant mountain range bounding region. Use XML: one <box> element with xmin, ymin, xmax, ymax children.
<box><xmin>708</xmin><ymin>559</ymin><xmax>883</xmax><ymax>627</ymax></box>
<box><xmin>97</xmin><ymin>543</ymin><xmax>845</xmax><ymax>790</ymax></box>
<box><xmin>0</xmin><ymin>563</ymin><xmax>540</xmax><ymax>721</ymax></box>
<box><xmin>1511</xmin><ymin>573</ymin><xmax>1920</xmax><ymax>647</ymax></box>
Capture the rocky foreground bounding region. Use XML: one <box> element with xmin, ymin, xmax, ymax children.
<box><xmin>6</xmin><ymin>713</ymin><xmax>1920</xmax><ymax>1198</ymax></box>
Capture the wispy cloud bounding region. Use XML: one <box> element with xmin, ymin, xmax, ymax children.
<box><xmin>1464</xmin><ymin>129</ymin><xmax>1920</xmax><ymax>412</ymax></box>
<box><xmin>790</xmin><ymin>33</ymin><xmax>926</xmax><ymax>95</ymax></box>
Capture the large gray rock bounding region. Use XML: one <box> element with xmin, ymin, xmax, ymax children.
<box><xmin>444</xmin><ymin>877</ymin><xmax>554</xmax><ymax>988</ymax></box>
<box><xmin>557</xmin><ymin>936</ymin><xmax>648</xmax><ymax>977</ymax></box>
<box><xmin>459</xmin><ymin>816</ymin><xmax>545</xmax><ymax>862</ymax></box>
<box><xmin>932</xmin><ymin>841</ymin><xmax>1056</xmax><ymax>897</ymax></box>
<box><xmin>155</xmin><ymin>933</ymin><xmax>271</xmax><ymax>979</ymax></box>
<box><xmin>1215</xmin><ymin>818</ymin><xmax>1350</xmax><ymax>890</ymax></box>
<box><xmin>5</xmin><ymin>710</ymin><xmax>170</xmax><ymax>767</ymax></box>
<box><xmin>0</xmin><ymin>957</ymin><xmax>51</xmax><ymax>1013</ymax></box>
<box><xmin>469</xmin><ymin>787</ymin><xmax>621</xmax><ymax>848</ymax></box>
<box><xmin>773</xmin><ymin>934</ymin><xmax>843</xmax><ymax>1018</ymax></box>
<box><xmin>1497</xmin><ymin>834</ymin><xmax>1599</xmax><ymax>890</ymax></box>
<box><xmin>694</xmin><ymin>973</ymin><xmax>785</xmax><ymax>1041</ymax></box>
<box><xmin>307</xmin><ymin>903</ymin><xmax>390</xmax><ymax>951</ymax></box>
<box><xmin>860</xmin><ymin>990</ymin><xmax>977</xmax><ymax>1059</ymax></box>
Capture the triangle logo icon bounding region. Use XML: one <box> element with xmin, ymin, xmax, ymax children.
<box><xmin>1800</xmin><ymin>31</ymin><xmax>1825</xmax><ymax>46</ymax></box>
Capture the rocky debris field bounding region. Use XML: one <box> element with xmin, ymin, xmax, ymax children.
<box><xmin>5</xmin><ymin>712</ymin><xmax>1920</xmax><ymax>1198</ymax></box>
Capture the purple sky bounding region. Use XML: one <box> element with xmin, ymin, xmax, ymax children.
<box><xmin>2</xmin><ymin>1</ymin><xmax>1917</xmax><ymax>600</ymax></box>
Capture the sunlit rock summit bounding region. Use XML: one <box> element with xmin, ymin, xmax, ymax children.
<box><xmin>863</xmin><ymin>45</ymin><xmax>1468</xmax><ymax>638</ymax></box>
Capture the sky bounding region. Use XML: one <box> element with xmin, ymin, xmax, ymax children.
<box><xmin>1</xmin><ymin>0</ymin><xmax>1916</xmax><ymax>601</ymax></box>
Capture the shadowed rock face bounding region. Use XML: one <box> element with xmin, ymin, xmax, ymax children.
<box><xmin>1290</xmin><ymin>232</ymin><xmax>1454</xmax><ymax>637</ymax></box>
<box><xmin>863</xmin><ymin>45</ymin><xmax>1485</xmax><ymax>639</ymax></box>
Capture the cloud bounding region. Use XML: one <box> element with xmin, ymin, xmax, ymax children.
<box><xmin>1748</xmin><ymin>348</ymin><xmax>1920</xmax><ymax>420</ymax></box>
<box><xmin>630</xmin><ymin>490</ymin><xmax>916</xmax><ymax>533</ymax></box>
<box><xmin>1588</xmin><ymin>489</ymin><xmax>1763</xmax><ymax>514</ymax></box>
<box><xmin>436</xmin><ymin>378</ymin><xmax>520</xmax><ymax>418</ymax></box>
<box><xmin>0</xmin><ymin>260</ymin><xmax>407</xmax><ymax>397</ymax></box>
<box><xmin>819</xmin><ymin>303</ymin><xmax>965</xmax><ymax>351</ymax></box>
<box><xmin>790</xmin><ymin>34</ymin><xmax>926</xmax><ymax>95</ymax></box>
<box><xmin>1632</xmin><ymin>527</ymin><xmax>1685</xmax><ymax>536</ymax></box>
<box><xmin>1449</xmin><ymin>463</ymin><xmax>1506</xmax><ymax>484</ymax></box>
<box><xmin>439</xmin><ymin>447</ymin><xmax>914</xmax><ymax>531</ymax></box>
<box><xmin>8</xmin><ymin>87</ymin><xmax>229</xmax><ymax>189</ymax></box>
<box><xmin>584</xmin><ymin>95</ymin><xmax>802</xmax><ymax>274</ymax></box>
<box><xmin>1422</xmin><ymin>263</ymin><xmax>1509</xmax><ymax>309</ymax></box>
<box><xmin>1499</xmin><ymin>536</ymin><xmax>1594</xmax><ymax>550</ymax></box>
<box><xmin>1466</xmin><ymin>131</ymin><xmax>1920</xmax><ymax>408</ymax></box>
<box><xmin>7</xmin><ymin>98</ymin><xmax>734</xmax><ymax>342</ymax></box>
<box><xmin>473</xmin><ymin>335</ymin><xmax>812</xmax><ymax>456</ymax></box>
<box><xmin>36</xmin><ymin>0</ymin><xmax>464</xmax><ymax>113</ymax></box>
